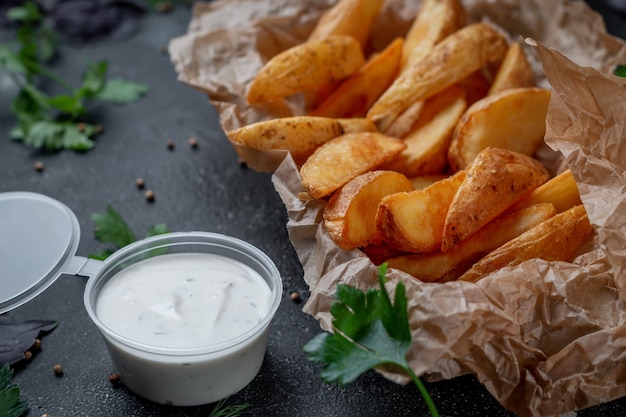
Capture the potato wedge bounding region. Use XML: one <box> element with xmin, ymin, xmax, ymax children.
<box><xmin>387</xmin><ymin>203</ymin><xmax>556</xmax><ymax>282</ymax></box>
<box><xmin>310</xmin><ymin>38</ymin><xmax>403</xmax><ymax>118</ymax></box>
<box><xmin>447</xmin><ymin>87</ymin><xmax>550</xmax><ymax>171</ymax></box>
<box><xmin>376</xmin><ymin>170</ymin><xmax>466</xmax><ymax>253</ymax></box>
<box><xmin>409</xmin><ymin>174</ymin><xmax>449</xmax><ymax>190</ymax></box>
<box><xmin>300</xmin><ymin>132</ymin><xmax>406</xmax><ymax>199</ymax></box>
<box><xmin>368</xmin><ymin>22</ymin><xmax>508</xmax><ymax>131</ymax></box>
<box><xmin>457</xmin><ymin>70</ymin><xmax>491</xmax><ymax>106</ymax></box>
<box><xmin>401</xmin><ymin>0</ymin><xmax>466</xmax><ymax>71</ymax></box>
<box><xmin>488</xmin><ymin>42</ymin><xmax>535</xmax><ymax>96</ymax></box>
<box><xmin>307</xmin><ymin>0</ymin><xmax>385</xmax><ymax>48</ymax></box>
<box><xmin>247</xmin><ymin>35</ymin><xmax>365</xmax><ymax>104</ymax></box>
<box><xmin>324</xmin><ymin>170</ymin><xmax>415</xmax><ymax>250</ymax></box>
<box><xmin>507</xmin><ymin>169</ymin><xmax>582</xmax><ymax>214</ymax></box>
<box><xmin>442</xmin><ymin>147</ymin><xmax>549</xmax><ymax>252</ymax></box>
<box><xmin>458</xmin><ymin>204</ymin><xmax>593</xmax><ymax>283</ymax></box>
<box><xmin>382</xmin><ymin>84</ymin><xmax>467</xmax><ymax>177</ymax></box>
<box><xmin>226</xmin><ymin>116</ymin><xmax>342</xmax><ymax>164</ymax></box>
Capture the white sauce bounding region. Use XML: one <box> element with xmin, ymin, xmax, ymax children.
<box><xmin>96</xmin><ymin>252</ymin><xmax>272</xmax><ymax>349</ymax></box>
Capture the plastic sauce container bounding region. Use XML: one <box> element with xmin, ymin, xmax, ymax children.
<box><xmin>0</xmin><ymin>192</ymin><xmax>282</xmax><ymax>406</ymax></box>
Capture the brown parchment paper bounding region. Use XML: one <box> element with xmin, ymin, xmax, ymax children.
<box><xmin>169</xmin><ymin>1</ymin><xmax>626</xmax><ymax>415</ymax></box>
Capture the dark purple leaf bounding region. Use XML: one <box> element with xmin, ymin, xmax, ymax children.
<box><xmin>0</xmin><ymin>316</ymin><xmax>58</xmax><ymax>366</ymax></box>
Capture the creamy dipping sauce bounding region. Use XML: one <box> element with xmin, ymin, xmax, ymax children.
<box><xmin>96</xmin><ymin>252</ymin><xmax>272</xmax><ymax>349</ymax></box>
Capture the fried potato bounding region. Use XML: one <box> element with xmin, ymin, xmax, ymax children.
<box><xmin>368</xmin><ymin>22</ymin><xmax>508</xmax><ymax>131</ymax></box>
<box><xmin>507</xmin><ymin>169</ymin><xmax>582</xmax><ymax>214</ymax></box>
<box><xmin>307</xmin><ymin>0</ymin><xmax>385</xmax><ymax>48</ymax></box>
<box><xmin>376</xmin><ymin>170</ymin><xmax>466</xmax><ymax>253</ymax></box>
<box><xmin>300</xmin><ymin>132</ymin><xmax>406</xmax><ymax>199</ymax></box>
<box><xmin>382</xmin><ymin>84</ymin><xmax>467</xmax><ymax>177</ymax></box>
<box><xmin>442</xmin><ymin>147</ymin><xmax>549</xmax><ymax>252</ymax></box>
<box><xmin>337</xmin><ymin>117</ymin><xmax>378</xmax><ymax>134</ymax></box>
<box><xmin>310</xmin><ymin>38</ymin><xmax>403</xmax><ymax>118</ymax></box>
<box><xmin>458</xmin><ymin>204</ymin><xmax>593</xmax><ymax>283</ymax></box>
<box><xmin>226</xmin><ymin>116</ymin><xmax>341</xmax><ymax>164</ymax></box>
<box><xmin>409</xmin><ymin>174</ymin><xmax>449</xmax><ymax>190</ymax></box>
<box><xmin>401</xmin><ymin>0</ymin><xmax>466</xmax><ymax>71</ymax></box>
<box><xmin>247</xmin><ymin>35</ymin><xmax>365</xmax><ymax>104</ymax></box>
<box><xmin>488</xmin><ymin>42</ymin><xmax>535</xmax><ymax>96</ymax></box>
<box><xmin>387</xmin><ymin>203</ymin><xmax>556</xmax><ymax>282</ymax></box>
<box><xmin>324</xmin><ymin>171</ymin><xmax>415</xmax><ymax>250</ymax></box>
<box><xmin>457</xmin><ymin>70</ymin><xmax>491</xmax><ymax>106</ymax></box>
<box><xmin>447</xmin><ymin>87</ymin><xmax>551</xmax><ymax>171</ymax></box>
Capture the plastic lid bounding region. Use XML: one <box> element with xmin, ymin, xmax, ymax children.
<box><xmin>0</xmin><ymin>192</ymin><xmax>81</xmax><ymax>313</ymax></box>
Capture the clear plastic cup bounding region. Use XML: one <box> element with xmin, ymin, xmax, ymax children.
<box><xmin>83</xmin><ymin>232</ymin><xmax>282</xmax><ymax>406</ymax></box>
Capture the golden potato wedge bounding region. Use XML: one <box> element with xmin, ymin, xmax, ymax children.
<box><xmin>310</xmin><ymin>37</ymin><xmax>403</xmax><ymax>118</ymax></box>
<box><xmin>401</xmin><ymin>0</ymin><xmax>466</xmax><ymax>71</ymax></box>
<box><xmin>300</xmin><ymin>132</ymin><xmax>406</xmax><ymax>199</ymax></box>
<box><xmin>387</xmin><ymin>203</ymin><xmax>556</xmax><ymax>282</ymax></box>
<box><xmin>336</xmin><ymin>117</ymin><xmax>378</xmax><ymax>134</ymax></box>
<box><xmin>507</xmin><ymin>169</ymin><xmax>582</xmax><ymax>214</ymax></box>
<box><xmin>457</xmin><ymin>70</ymin><xmax>491</xmax><ymax>106</ymax></box>
<box><xmin>324</xmin><ymin>170</ymin><xmax>415</xmax><ymax>250</ymax></box>
<box><xmin>376</xmin><ymin>170</ymin><xmax>466</xmax><ymax>253</ymax></box>
<box><xmin>383</xmin><ymin>100</ymin><xmax>425</xmax><ymax>138</ymax></box>
<box><xmin>226</xmin><ymin>116</ymin><xmax>343</xmax><ymax>163</ymax></box>
<box><xmin>308</xmin><ymin>0</ymin><xmax>385</xmax><ymax>48</ymax></box>
<box><xmin>368</xmin><ymin>22</ymin><xmax>508</xmax><ymax>131</ymax></box>
<box><xmin>488</xmin><ymin>42</ymin><xmax>535</xmax><ymax>96</ymax></box>
<box><xmin>447</xmin><ymin>87</ymin><xmax>551</xmax><ymax>171</ymax></box>
<box><xmin>442</xmin><ymin>147</ymin><xmax>549</xmax><ymax>252</ymax></box>
<box><xmin>382</xmin><ymin>84</ymin><xmax>467</xmax><ymax>177</ymax></box>
<box><xmin>458</xmin><ymin>204</ymin><xmax>593</xmax><ymax>283</ymax></box>
<box><xmin>247</xmin><ymin>35</ymin><xmax>365</xmax><ymax>104</ymax></box>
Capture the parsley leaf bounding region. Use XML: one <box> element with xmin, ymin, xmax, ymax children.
<box><xmin>89</xmin><ymin>206</ymin><xmax>170</xmax><ymax>260</ymax></box>
<box><xmin>615</xmin><ymin>65</ymin><xmax>626</xmax><ymax>77</ymax></box>
<box><xmin>95</xmin><ymin>79</ymin><xmax>149</xmax><ymax>104</ymax></box>
<box><xmin>304</xmin><ymin>263</ymin><xmax>439</xmax><ymax>417</ymax></box>
<box><xmin>0</xmin><ymin>365</ymin><xmax>28</xmax><ymax>417</ymax></box>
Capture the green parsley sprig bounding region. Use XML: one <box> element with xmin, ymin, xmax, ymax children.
<box><xmin>0</xmin><ymin>365</ymin><xmax>28</xmax><ymax>417</ymax></box>
<box><xmin>89</xmin><ymin>205</ymin><xmax>169</xmax><ymax>260</ymax></box>
<box><xmin>208</xmin><ymin>398</ymin><xmax>251</xmax><ymax>417</ymax></box>
<box><xmin>615</xmin><ymin>65</ymin><xmax>626</xmax><ymax>77</ymax></box>
<box><xmin>0</xmin><ymin>2</ymin><xmax>148</xmax><ymax>151</ymax></box>
<box><xmin>304</xmin><ymin>263</ymin><xmax>439</xmax><ymax>417</ymax></box>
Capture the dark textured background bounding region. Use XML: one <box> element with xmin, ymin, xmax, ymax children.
<box><xmin>1</xmin><ymin>2</ymin><xmax>625</xmax><ymax>416</ymax></box>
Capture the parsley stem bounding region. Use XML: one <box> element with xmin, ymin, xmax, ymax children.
<box><xmin>405</xmin><ymin>365</ymin><xmax>439</xmax><ymax>417</ymax></box>
<box><xmin>19</xmin><ymin>56</ymin><xmax>73</xmax><ymax>90</ymax></box>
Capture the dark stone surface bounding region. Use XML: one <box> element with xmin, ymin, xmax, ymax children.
<box><xmin>1</xmin><ymin>2</ymin><xmax>625</xmax><ymax>416</ymax></box>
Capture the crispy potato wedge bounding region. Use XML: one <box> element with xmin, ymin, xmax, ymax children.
<box><xmin>247</xmin><ymin>35</ymin><xmax>365</xmax><ymax>104</ymax></box>
<box><xmin>337</xmin><ymin>117</ymin><xmax>378</xmax><ymax>134</ymax></box>
<box><xmin>383</xmin><ymin>100</ymin><xmax>425</xmax><ymax>138</ymax></box>
<box><xmin>376</xmin><ymin>170</ymin><xmax>466</xmax><ymax>253</ymax></box>
<box><xmin>488</xmin><ymin>42</ymin><xmax>535</xmax><ymax>96</ymax></box>
<box><xmin>442</xmin><ymin>147</ymin><xmax>549</xmax><ymax>251</ymax></box>
<box><xmin>458</xmin><ymin>204</ymin><xmax>593</xmax><ymax>283</ymax></box>
<box><xmin>310</xmin><ymin>38</ymin><xmax>403</xmax><ymax>118</ymax></box>
<box><xmin>401</xmin><ymin>0</ymin><xmax>466</xmax><ymax>71</ymax></box>
<box><xmin>387</xmin><ymin>203</ymin><xmax>556</xmax><ymax>282</ymax></box>
<box><xmin>226</xmin><ymin>116</ymin><xmax>341</xmax><ymax>164</ymax></box>
<box><xmin>300</xmin><ymin>132</ymin><xmax>406</xmax><ymax>199</ymax></box>
<box><xmin>382</xmin><ymin>84</ymin><xmax>467</xmax><ymax>177</ymax></box>
<box><xmin>324</xmin><ymin>170</ymin><xmax>415</xmax><ymax>250</ymax></box>
<box><xmin>447</xmin><ymin>87</ymin><xmax>551</xmax><ymax>171</ymax></box>
<box><xmin>307</xmin><ymin>0</ymin><xmax>385</xmax><ymax>48</ymax></box>
<box><xmin>507</xmin><ymin>169</ymin><xmax>582</xmax><ymax>214</ymax></box>
<box><xmin>368</xmin><ymin>22</ymin><xmax>508</xmax><ymax>131</ymax></box>
<box><xmin>457</xmin><ymin>70</ymin><xmax>491</xmax><ymax>106</ymax></box>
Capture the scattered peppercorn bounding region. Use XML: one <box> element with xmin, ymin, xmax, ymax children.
<box><xmin>108</xmin><ymin>373</ymin><xmax>120</xmax><ymax>384</ymax></box>
<box><xmin>41</xmin><ymin>414</ymin><xmax>51</xmax><ymax>417</ymax></box>
<box><xmin>24</xmin><ymin>351</ymin><xmax>33</xmax><ymax>361</ymax></box>
<box><xmin>33</xmin><ymin>338</ymin><xmax>42</xmax><ymax>350</ymax></box>
<box><xmin>290</xmin><ymin>292</ymin><xmax>300</xmax><ymax>302</ymax></box>
<box><xmin>166</xmin><ymin>139</ymin><xmax>175</xmax><ymax>150</ymax></box>
<box><xmin>155</xmin><ymin>1</ymin><xmax>173</xmax><ymax>13</ymax></box>
<box><xmin>95</xmin><ymin>124</ymin><xmax>104</xmax><ymax>133</ymax></box>
<box><xmin>77</xmin><ymin>122</ymin><xmax>86</xmax><ymax>132</ymax></box>
<box><xmin>135</xmin><ymin>177</ymin><xmax>145</xmax><ymax>189</ymax></box>
<box><xmin>34</xmin><ymin>161</ymin><xmax>44</xmax><ymax>172</ymax></box>
<box><xmin>53</xmin><ymin>364</ymin><xmax>64</xmax><ymax>376</ymax></box>
<box><xmin>189</xmin><ymin>137</ymin><xmax>198</xmax><ymax>149</ymax></box>
<box><xmin>145</xmin><ymin>190</ymin><xmax>155</xmax><ymax>202</ymax></box>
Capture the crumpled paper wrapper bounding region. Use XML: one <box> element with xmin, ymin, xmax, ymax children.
<box><xmin>169</xmin><ymin>1</ymin><xmax>626</xmax><ymax>415</ymax></box>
